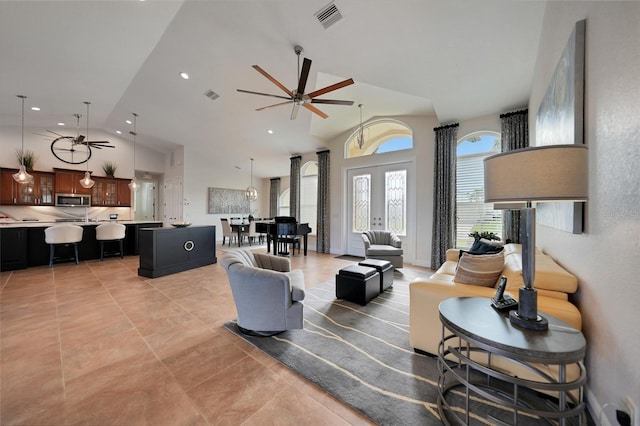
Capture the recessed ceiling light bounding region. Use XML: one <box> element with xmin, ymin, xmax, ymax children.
<box><xmin>31</xmin><ymin>107</ymin><xmax>40</xmax><ymax>111</ymax></box>
<box><xmin>116</xmin><ymin>130</ymin><xmax>122</xmax><ymax>135</ymax></box>
<box><xmin>57</xmin><ymin>122</ymin><xmax>65</xmax><ymax>126</ymax></box>
<box><xmin>267</xmin><ymin>129</ymin><xmax>274</xmax><ymax>134</ymax></box>
<box><xmin>125</xmin><ymin>120</ymin><xmax>132</xmax><ymax>124</ymax></box>
<box><xmin>179</xmin><ymin>72</ymin><xmax>190</xmax><ymax>80</ymax></box>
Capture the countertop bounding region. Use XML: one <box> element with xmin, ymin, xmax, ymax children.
<box><xmin>0</xmin><ymin>220</ymin><xmax>164</xmax><ymax>229</ymax></box>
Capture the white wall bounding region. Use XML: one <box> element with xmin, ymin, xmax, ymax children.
<box><xmin>529</xmin><ymin>2</ymin><xmax>640</xmax><ymax>421</ymax></box>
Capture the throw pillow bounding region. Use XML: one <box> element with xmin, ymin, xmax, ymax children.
<box><xmin>454</xmin><ymin>252</ymin><xmax>504</xmax><ymax>287</ymax></box>
<box><xmin>469</xmin><ymin>239</ymin><xmax>504</xmax><ymax>254</ymax></box>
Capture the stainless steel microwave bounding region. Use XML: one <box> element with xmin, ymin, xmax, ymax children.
<box><xmin>55</xmin><ymin>193</ymin><xmax>91</xmax><ymax>207</ymax></box>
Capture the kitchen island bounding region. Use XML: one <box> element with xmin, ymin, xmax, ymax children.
<box><xmin>0</xmin><ymin>221</ymin><xmax>163</xmax><ymax>271</ymax></box>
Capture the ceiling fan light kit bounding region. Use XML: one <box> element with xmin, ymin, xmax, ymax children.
<box><xmin>237</xmin><ymin>45</ymin><xmax>355</xmax><ymax>120</ymax></box>
<box><xmin>13</xmin><ymin>95</ymin><xmax>34</xmax><ymax>185</ymax></box>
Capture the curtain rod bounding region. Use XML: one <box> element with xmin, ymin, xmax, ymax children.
<box><xmin>433</xmin><ymin>122</ymin><xmax>459</xmax><ymax>131</ymax></box>
<box><xmin>500</xmin><ymin>108</ymin><xmax>528</xmax><ymax>118</ymax></box>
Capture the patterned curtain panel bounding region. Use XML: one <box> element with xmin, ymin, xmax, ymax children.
<box><xmin>500</xmin><ymin>109</ymin><xmax>529</xmax><ymax>243</ymax></box>
<box><xmin>316</xmin><ymin>150</ymin><xmax>330</xmax><ymax>253</ymax></box>
<box><xmin>289</xmin><ymin>156</ymin><xmax>301</xmax><ymax>220</ymax></box>
<box><xmin>431</xmin><ymin>123</ymin><xmax>459</xmax><ymax>269</ymax></box>
<box><xmin>269</xmin><ymin>178</ymin><xmax>280</xmax><ymax>218</ymax></box>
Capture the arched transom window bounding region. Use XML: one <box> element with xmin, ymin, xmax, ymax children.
<box><xmin>345</xmin><ymin>119</ymin><xmax>413</xmax><ymax>159</ymax></box>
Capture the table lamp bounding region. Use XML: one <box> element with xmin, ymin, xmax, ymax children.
<box><xmin>484</xmin><ymin>145</ymin><xmax>588</xmax><ymax>330</ymax></box>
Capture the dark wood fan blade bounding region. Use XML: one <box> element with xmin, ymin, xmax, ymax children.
<box><xmin>297</xmin><ymin>58</ymin><xmax>312</xmax><ymax>96</ymax></box>
<box><xmin>252</xmin><ymin>65</ymin><xmax>293</xmax><ymax>96</ymax></box>
<box><xmin>307</xmin><ymin>78</ymin><xmax>355</xmax><ymax>99</ymax></box>
<box><xmin>310</xmin><ymin>99</ymin><xmax>354</xmax><ymax>106</ymax></box>
<box><xmin>87</xmin><ymin>141</ymin><xmax>111</xmax><ymax>144</ymax></box>
<box><xmin>46</xmin><ymin>130</ymin><xmax>65</xmax><ymax>137</ymax></box>
<box><xmin>303</xmin><ymin>103</ymin><xmax>328</xmax><ymax>119</ymax></box>
<box><xmin>237</xmin><ymin>89</ymin><xmax>291</xmax><ymax>100</ymax></box>
<box><xmin>256</xmin><ymin>100</ymin><xmax>293</xmax><ymax>111</ymax></box>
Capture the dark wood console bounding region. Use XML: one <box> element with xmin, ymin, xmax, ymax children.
<box><xmin>138</xmin><ymin>226</ymin><xmax>216</xmax><ymax>278</ymax></box>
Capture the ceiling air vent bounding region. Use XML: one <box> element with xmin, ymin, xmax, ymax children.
<box><xmin>315</xmin><ymin>2</ymin><xmax>342</xmax><ymax>29</ymax></box>
<box><xmin>204</xmin><ymin>89</ymin><xmax>220</xmax><ymax>101</ymax></box>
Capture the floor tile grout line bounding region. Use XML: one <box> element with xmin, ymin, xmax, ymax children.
<box><xmin>88</xmin><ymin>259</ymin><xmax>216</xmax><ymax>425</ymax></box>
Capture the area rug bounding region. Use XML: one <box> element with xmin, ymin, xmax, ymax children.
<box><xmin>224</xmin><ymin>273</ymin><xmax>572</xmax><ymax>425</ymax></box>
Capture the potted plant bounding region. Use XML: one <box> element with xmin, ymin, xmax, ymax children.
<box><xmin>468</xmin><ymin>231</ymin><xmax>501</xmax><ymax>242</ymax></box>
<box><xmin>16</xmin><ymin>149</ymin><xmax>37</xmax><ymax>171</ymax></box>
<box><xmin>102</xmin><ymin>161</ymin><xmax>117</xmax><ymax>178</ymax></box>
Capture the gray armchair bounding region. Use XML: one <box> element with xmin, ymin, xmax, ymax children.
<box><xmin>220</xmin><ymin>250</ymin><xmax>305</xmax><ymax>335</ymax></box>
<box><xmin>361</xmin><ymin>230</ymin><xmax>404</xmax><ymax>268</ymax></box>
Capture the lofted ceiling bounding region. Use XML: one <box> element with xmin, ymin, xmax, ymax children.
<box><xmin>0</xmin><ymin>0</ymin><xmax>546</xmax><ymax>178</ymax></box>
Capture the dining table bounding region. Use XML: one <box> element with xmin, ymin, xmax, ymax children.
<box><xmin>229</xmin><ymin>220</ymin><xmax>249</xmax><ymax>247</ymax></box>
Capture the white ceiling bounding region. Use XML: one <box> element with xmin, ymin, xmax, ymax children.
<box><xmin>0</xmin><ymin>0</ymin><xmax>546</xmax><ymax>178</ymax></box>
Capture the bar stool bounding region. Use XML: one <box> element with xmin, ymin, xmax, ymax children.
<box><xmin>44</xmin><ymin>224</ymin><xmax>84</xmax><ymax>267</ymax></box>
<box><xmin>96</xmin><ymin>223</ymin><xmax>126</xmax><ymax>260</ymax></box>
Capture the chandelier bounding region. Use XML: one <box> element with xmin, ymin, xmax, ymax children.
<box><xmin>128</xmin><ymin>113</ymin><xmax>140</xmax><ymax>192</ymax></box>
<box><xmin>245</xmin><ymin>158</ymin><xmax>258</xmax><ymax>201</ymax></box>
<box><xmin>357</xmin><ymin>103</ymin><xmax>365</xmax><ymax>149</ymax></box>
<box><xmin>78</xmin><ymin>101</ymin><xmax>95</xmax><ymax>189</ymax></box>
<box><xmin>13</xmin><ymin>95</ymin><xmax>33</xmax><ymax>184</ymax></box>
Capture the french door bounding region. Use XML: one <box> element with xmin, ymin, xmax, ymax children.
<box><xmin>346</xmin><ymin>162</ymin><xmax>411</xmax><ymax>256</ymax></box>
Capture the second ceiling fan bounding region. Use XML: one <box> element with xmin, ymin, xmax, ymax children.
<box><xmin>237</xmin><ymin>45</ymin><xmax>354</xmax><ymax>120</ymax></box>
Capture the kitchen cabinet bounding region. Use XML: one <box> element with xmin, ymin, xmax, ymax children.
<box><xmin>0</xmin><ymin>169</ymin><xmax>18</xmax><ymax>205</ymax></box>
<box><xmin>91</xmin><ymin>178</ymin><xmax>131</xmax><ymax>207</ymax></box>
<box><xmin>17</xmin><ymin>171</ymin><xmax>55</xmax><ymax>205</ymax></box>
<box><xmin>0</xmin><ymin>228</ymin><xmax>28</xmax><ymax>271</ymax></box>
<box><xmin>1</xmin><ymin>169</ymin><xmax>54</xmax><ymax>205</ymax></box>
<box><xmin>54</xmin><ymin>169</ymin><xmax>93</xmax><ymax>195</ymax></box>
<box><xmin>117</xmin><ymin>179</ymin><xmax>132</xmax><ymax>207</ymax></box>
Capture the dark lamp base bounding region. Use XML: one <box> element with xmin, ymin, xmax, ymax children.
<box><xmin>510</xmin><ymin>286</ymin><xmax>549</xmax><ymax>331</ymax></box>
<box><xmin>509</xmin><ymin>310</ymin><xmax>549</xmax><ymax>331</ymax></box>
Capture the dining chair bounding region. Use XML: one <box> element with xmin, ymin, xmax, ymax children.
<box><xmin>220</xmin><ymin>218</ymin><xmax>235</xmax><ymax>246</ymax></box>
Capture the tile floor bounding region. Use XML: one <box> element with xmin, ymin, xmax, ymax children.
<box><xmin>0</xmin><ymin>246</ymin><xmax>432</xmax><ymax>425</ymax></box>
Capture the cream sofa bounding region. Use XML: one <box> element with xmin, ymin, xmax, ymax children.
<box><xmin>410</xmin><ymin>243</ymin><xmax>581</xmax><ymax>355</ymax></box>
<box><xmin>409</xmin><ymin>244</ymin><xmax>583</xmax><ymax>395</ymax></box>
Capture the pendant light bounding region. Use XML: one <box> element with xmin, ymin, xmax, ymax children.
<box><xmin>128</xmin><ymin>113</ymin><xmax>140</xmax><ymax>192</ymax></box>
<box><xmin>245</xmin><ymin>158</ymin><xmax>258</xmax><ymax>201</ymax></box>
<box><xmin>13</xmin><ymin>95</ymin><xmax>34</xmax><ymax>184</ymax></box>
<box><xmin>357</xmin><ymin>103</ymin><xmax>365</xmax><ymax>149</ymax></box>
<box><xmin>78</xmin><ymin>101</ymin><xmax>95</xmax><ymax>189</ymax></box>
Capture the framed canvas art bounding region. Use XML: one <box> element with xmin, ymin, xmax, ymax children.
<box><xmin>535</xmin><ymin>19</ymin><xmax>586</xmax><ymax>234</ymax></box>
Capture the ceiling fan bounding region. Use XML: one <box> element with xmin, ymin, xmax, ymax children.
<box><xmin>40</xmin><ymin>112</ymin><xmax>114</xmax><ymax>149</ymax></box>
<box><xmin>237</xmin><ymin>45</ymin><xmax>355</xmax><ymax>120</ymax></box>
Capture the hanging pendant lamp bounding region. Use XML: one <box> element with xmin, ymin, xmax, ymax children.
<box><xmin>13</xmin><ymin>95</ymin><xmax>34</xmax><ymax>184</ymax></box>
<box><xmin>356</xmin><ymin>103</ymin><xmax>365</xmax><ymax>149</ymax></box>
<box><xmin>245</xmin><ymin>158</ymin><xmax>258</xmax><ymax>201</ymax></box>
<box><xmin>128</xmin><ymin>113</ymin><xmax>140</xmax><ymax>192</ymax></box>
<box><xmin>79</xmin><ymin>101</ymin><xmax>95</xmax><ymax>189</ymax></box>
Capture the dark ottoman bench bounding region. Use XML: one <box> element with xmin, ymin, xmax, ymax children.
<box><xmin>336</xmin><ymin>265</ymin><xmax>380</xmax><ymax>305</ymax></box>
<box><xmin>358</xmin><ymin>258</ymin><xmax>393</xmax><ymax>292</ymax></box>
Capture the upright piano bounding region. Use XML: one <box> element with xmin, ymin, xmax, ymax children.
<box><xmin>255</xmin><ymin>217</ymin><xmax>312</xmax><ymax>256</ymax></box>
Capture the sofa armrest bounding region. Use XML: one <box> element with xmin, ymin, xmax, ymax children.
<box><xmin>446</xmin><ymin>249</ymin><xmax>461</xmax><ymax>262</ymax></box>
<box><xmin>361</xmin><ymin>233</ymin><xmax>371</xmax><ymax>251</ymax></box>
<box><xmin>286</xmin><ymin>269</ymin><xmax>306</xmax><ymax>302</ymax></box>
<box><xmin>390</xmin><ymin>233</ymin><xmax>402</xmax><ymax>248</ymax></box>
